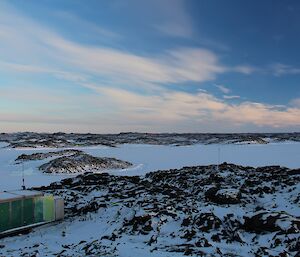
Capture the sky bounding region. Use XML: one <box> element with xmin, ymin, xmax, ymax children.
<box><xmin>0</xmin><ymin>0</ymin><xmax>300</xmax><ymax>133</ymax></box>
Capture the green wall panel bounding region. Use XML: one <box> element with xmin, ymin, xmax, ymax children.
<box><xmin>0</xmin><ymin>202</ymin><xmax>10</xmax><ymax>232</ymax></box>
<box><xmin>43</xmin><ymin>196</ymin><xmax>55</xmax><ymax>222</ymax></box>
<box><xmin>11</xmin><ymin>200</ymin><xmax>22</xmax><ymax>229</ymax></box>
<box><xmin>34</xmin><ymin>197</ymin><xmax>44</xmax><ymax>223</ymax></box>
<box><xmin>23</xmin><ymin>198</ymin><xmax>34</xmax><ymax>226</ymax></box>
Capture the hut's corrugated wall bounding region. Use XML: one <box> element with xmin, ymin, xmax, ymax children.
<box><xmin>0</xmin><ymin>194</ymin><xmax>56</xmax><ymax>233</ymax></box>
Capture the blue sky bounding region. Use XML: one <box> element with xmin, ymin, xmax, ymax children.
<box><xmin>0</xmin><ymin>0</ymin><xmax>299</xmax><ymax>132</ymax></box>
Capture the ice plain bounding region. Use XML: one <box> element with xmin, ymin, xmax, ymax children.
<box><xmin>0</xmin><ymin>142</ymin><xmax>299</xmax><ymax>190</ymax></box>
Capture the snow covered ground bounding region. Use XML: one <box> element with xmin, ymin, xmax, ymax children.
<box><xmin>0</xmin><ymin>141</ymin><xmax>299</xmax><ymax>256</ymax></box>
<box><xmin>1</xmin><ymin>163</ymin><xmax>299</xmax><ymax>257</ymax></box>
<box><xmin>0</xmin><ymin>142</ymin><xmax>300</xmax><ymax>191</ymax></box>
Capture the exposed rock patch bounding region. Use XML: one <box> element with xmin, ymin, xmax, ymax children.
<box><xmin>39</xmin><ymin>152</ymin><xmax>132</xmax><ymax>174</ymax></box>
<box><xmin>15</xmin><ymin>149</ymin><xmax>83</xmax><ymax>163</ymax></box>
<box><xmin>205</xmin><ymin>187</ymin><xmax>241</xmax><ymax>204</ymax></box>
<box><xmin>244</xmin><ymin>211</ymin><xmax>300</xmax><ymax>234</ymax></box>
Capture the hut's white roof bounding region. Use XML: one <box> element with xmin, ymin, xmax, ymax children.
<box><xmin>0</xmin><ymin>190</ymin><xmax>43</xmax><ymax>203</ymax></box>
<box><xmin>0</xmin><ymin>192</ymin><xmax>16</xmax><ymax>201</ymax></box>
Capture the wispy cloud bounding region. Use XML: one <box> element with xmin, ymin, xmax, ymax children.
<box><xmin>223</xmin><ymin>95</ymin><xmax>240</xmax><ymax>99</ymax></box>
<box><xmin>232</xmin><ymin>65</ymin><xmax>256</xmax><ymax>74</ymax></box>
<box><xmin>96</xmin><ymin>87</ymin><xmax>300</xmax><ymax>129</ymax></box>
<box><xmin>0</xmin><ymin>61</ymin><xmax>88</xmax><ymax>83</ymax></box>
<box><xmin>0</xmin><ymin>2</ymin><xmax>259</xmax><ymax>91</ymax></box>
<box><xmin>215</xmin><ymin>84</ymin><xmax>230</xmax><ymax>94</ymax></box>
<box><xmin>48</xmin><ymin>37</ymin><xmax>227</xmax><ymax>86</ymax></box>
<box><xmin>271</xmin><ymin>63</ymin><xmax>300</xmax><ymax>76</ymax></box>
<box><xmin>1</xmin><ymin>83</ymin><xmax>300</xmax><ymax>132</ymax></box>
<box><xmin>290</xmin><ymin>98</ymin><xmax>300</xmax><ymax>108</ymax></box>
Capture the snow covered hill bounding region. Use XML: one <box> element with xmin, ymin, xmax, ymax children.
<box><xmin>1</xmin><ymin>163</ymin><xmax>299</xmax><ymax>256</ymax></box>
<box><xmin>39</xmin><ymin>152</ymin><xmax>132</xmax><ymax>174</ymax></box>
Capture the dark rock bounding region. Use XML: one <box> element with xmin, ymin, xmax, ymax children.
<box><xmin>181</xmin><ymin>217</ymin><xmax>192</xmax><ymax>227</ymax></box>
<box><xmin>205</xmin><ymin>187</ymin><xmax>241</xmax><ymax>204</ymax></box>
<box><xmin>181</xmin><ymin>229</ymin><xmax>196</xmax><ymax>241</ymax></box>
<box><xmin>288</xmin><ymin>169</ymin><xmax>300</xmax><ymax>175</ymax></box>
<box><xmin>243</xmin><ymin>211</ymin><xmax>300</xmax><ymax>234</ymax></box>
<box><xmin>211</xmin><ymin>234</ymin><xmax>221</xmax><ymax>242</ymax></box>
<box><xmin>194</xmin><ymin>213</ymin><xmax>221</xmax><ymax>232</ymax></box>
<box><xmin>123</xmin><ymin>215</ymin><xmax>153</xmax><ymax>235</ymax></box>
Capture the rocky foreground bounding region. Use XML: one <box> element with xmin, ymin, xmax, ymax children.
<box><xmin>4</xmin><ymin>163</ymin><xmax>295</xmax><ymax>256</ymax></box>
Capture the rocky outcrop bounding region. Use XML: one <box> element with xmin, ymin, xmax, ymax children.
<box><xmin>2</xmin><ymin>132</ymin><xmax>300</xmax><ymax>148</ymax></box>
<box><xmin>244</xmin><ymin>211</ymin><xmax>300</xmax><ymax>234</ymax></box>
<box><xmin>39</xmin><ymin>153</ymin><xmax>132</xmax><ymax>174</ymax></box>
<box><xmin>205</xmin><ymin>187</ymin><xmax>241</xmax><ymax>204</ymax></box>
<box><xmin>15</xmin><ymin>149</ymin><xmax>83</xmax><ymax>162</ymax></box>
<box><xmin>27</xmin><ymin>163</ymin><xmax>300</xmax><ymax>257</ymax></box>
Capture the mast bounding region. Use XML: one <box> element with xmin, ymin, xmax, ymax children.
<box><xmin>22</xmin><ymin>162</ymin><xmax>26</xmax><ymax>190</ymax></box>
<box><xmin>217</xmin><ymin>146</ymin><xmax>220</xmax><ymax>171</ymax></box>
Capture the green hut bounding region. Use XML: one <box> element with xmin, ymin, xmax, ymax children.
<box><xmin>0</xmin><ymin>190</ymin><xmax>64</xmax><ymax>235</ymax></box>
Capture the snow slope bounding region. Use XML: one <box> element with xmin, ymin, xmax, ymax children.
<box><xmin>0</xmin><ymin>164</ymin><xmax>299</xmax><ymax>257</ymax></box>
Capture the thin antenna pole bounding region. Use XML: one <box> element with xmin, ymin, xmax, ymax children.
<box><xmin>22</xmin><ymin>162</ymin><xmax>26</xmax><ymax>190</ymax></box>
<box><xmin>217</xmin><ymin>147</ymin><xmax>220</xmax><ymax>172</ymax></box>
